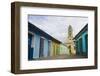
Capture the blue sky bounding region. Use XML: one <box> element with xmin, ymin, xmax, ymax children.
<box><xmin>28</xmin><ymin>15</ymin><xmax>88</xmax><ymax>43</ymax></box>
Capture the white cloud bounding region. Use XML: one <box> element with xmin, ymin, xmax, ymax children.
<box><xmin>28</xmin><ymin>15</ymin><xmax>88</xmax><ymax>43</ymax></box>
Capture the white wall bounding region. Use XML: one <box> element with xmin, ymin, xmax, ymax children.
<box><xmin>0</xmin><ymin>0</ymin><xmax>100</xmax><ymax>76</ymax></box>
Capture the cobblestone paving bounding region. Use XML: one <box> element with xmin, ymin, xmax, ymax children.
<box><xmin>33</xmin><ymin>54</ymin><xmax>87</xmax><ymax>60</ymax></box>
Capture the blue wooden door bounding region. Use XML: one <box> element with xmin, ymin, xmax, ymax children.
<box><xmin>28</xmin><ymin>33</ymin><xmax>34</xmax><ymax>60</ymax></box>
<box><xmin>39</xmin><ymin>37</ymin><xmax>44</xmax><ymax>57</ymax></box>
<box><xmin>85</xmin><ymin>34</ymin><xmax>88</xmax><ymax>56</ymax></box>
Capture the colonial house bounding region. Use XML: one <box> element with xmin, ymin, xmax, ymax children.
<box><xmin>28</xmin><ymin>22</ymin><xmax>69</xmax><ymax>60</ymax></box>
<box><xmin>74</xmin><ymin>24</ymin><xmax>88</xmax><ymax>57</ymax></box>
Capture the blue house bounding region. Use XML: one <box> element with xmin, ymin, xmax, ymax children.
<box><xmin>28</xmin><ymin>22</ymin><xmax>61</xmax><ymax>60</ymax></box>
<box><xmin>74</xmin><ymin>24</ymin><xmax>88</xmax><ymax>57</ymax></box>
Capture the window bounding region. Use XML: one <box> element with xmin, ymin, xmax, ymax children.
<box><xmin>53</xmin><ymin>43</ymin><xmax>56</xmax><ymax>56</ymax></box>
<box><xmin>48</xmin><ymin>40</ymin><xmax>51</xmax><ymax>56</ymax></box>
<box><xmin>39</xmin><ymin>37</ymin><xmax>44</xmax><ymax>57</ymax></box>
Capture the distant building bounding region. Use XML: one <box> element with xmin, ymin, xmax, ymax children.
<box><xmin>74</xmin><ymin>24</ymin><xmax>88</xmax><ymax>57</ymax></box>
<box><xmin>66</xmin><ymin>25</ymin><xmax>76</xmax><ymax>55</ymax></box>
<box><xmin>59</xmin><ymin>44</ymin><xmax>69</xmax><ymax>55</ymax></box>
<box><xmin>51</xmin><ymin>41</ymin><xmax>60</xmax><ymax>56</ymax></box>
<box><xmin>28</xmin><ymin>22</ymin><xmax>69</xmax><ymax>60</ymax></box>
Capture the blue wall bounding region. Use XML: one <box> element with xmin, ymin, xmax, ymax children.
<box><xmin>76</xmin><ymin>31</ymin><xmax>87</xmax><ymax>54</ymax></box>
<box><xmin>74</xmin><ymin>24</ymin><xmax>88</xmax><ymax>56</ymax></box>
<box><xmin>82</xmin><ymin>32</ymin><xmax>87</xmax><ymax>53</ymax></box>
<box><xmin>30</xmin><ymin>32</ymin><xmax>51</xmax><ymax>59</ymax></box>
<box><xmin>28</xmin><ymin>22</ymin><xmax>52</xmax><ymax>60</ymax></box>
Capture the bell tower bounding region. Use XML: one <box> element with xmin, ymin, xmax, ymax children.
<box><xmin>66</xmin><ymin>25</ymin><xmax>76</xmax><ymax>55</ymax></box>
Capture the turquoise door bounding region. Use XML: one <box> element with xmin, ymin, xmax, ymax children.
<box><xmin>85</xmin><ymin>34</ymin><xmax>88</xmax><ymax>56</ymax></box>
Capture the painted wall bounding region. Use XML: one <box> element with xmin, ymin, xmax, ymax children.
<box><xmin>51</xmin><ymin>41</ymin><xmax>60</xmax><ymax>56</ymax></box>
<box><xmin>59</xmin><ymin>44</ymin><xmax>69</xmax><ymax>55</ymax></box>
<box><xmin>75</xmin><ymin>27</ymin><xmax>88</xmax><ymax>56</ymax></box>
<box><xmin>29</xmin><ymin>33</ymin><xmax>52</xmax><ymax>59</ymax></box>
<box><xmin>28</xmin><ymin>22</ymin><xmax>52</xmax><ymax>59</ymax></box>
<box><xmin>82</xmin><ymin>32</ymin><xmax>88</xmax><ymax>53</ymax></box>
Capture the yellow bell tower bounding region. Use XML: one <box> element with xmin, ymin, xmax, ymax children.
<box><xmin>66</xmin><ymin>25</ymin><xmax>76</xmax><ymax>55</ymax></box>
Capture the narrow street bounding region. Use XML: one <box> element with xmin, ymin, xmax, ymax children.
<box><xmin>33</xmin><ymin>54</ymin><xmax>87</xmax><ymax>60</ymax></box>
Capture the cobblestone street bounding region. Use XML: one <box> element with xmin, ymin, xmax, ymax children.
<box><xmin>33</xmin><ymin>54</ymin><xmax>87</xmax><ymax>60</ymax></box>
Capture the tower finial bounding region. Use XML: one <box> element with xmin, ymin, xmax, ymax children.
<box><xmin>68</xmin><ymin>25</ymin><xmax>73</xmax><ymax>38</ymax></box>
